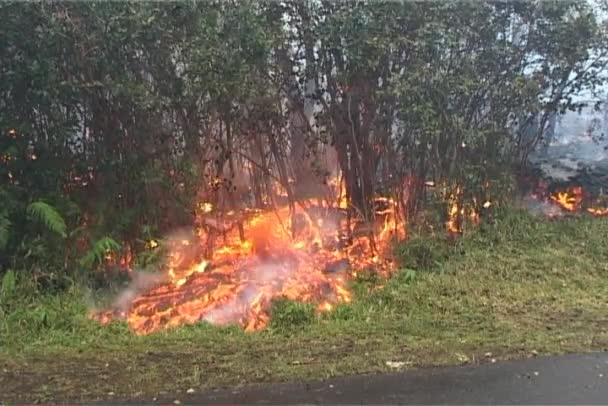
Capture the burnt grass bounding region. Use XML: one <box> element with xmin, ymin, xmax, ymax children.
<box><xmin>2</xmin><ymin>208</ymin><xmax>608</xmax><ymax>404</ymax></box>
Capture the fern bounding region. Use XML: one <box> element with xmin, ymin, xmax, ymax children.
<box><xmin>26</xmin><ymin>201</ymin><xmax>67</xmax><ymax>238</ymax></box>
<box><xmin>79</xmin><ymin>237</ymin><xmax>121</xmax><ymax>268</ymax></box>
<box><xmin>0</xmin><ymin>212</ymin><xmax>10</xmax><ymax>249</ymax></box>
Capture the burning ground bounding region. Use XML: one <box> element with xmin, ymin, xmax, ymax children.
<box><xmin>3</xmin><ymin>151</ymin><xmax>608</xmax><ymax>404</ymax></box>
<box><xmin>6</xmin><ymin>100</ymin><xmax>607</xmax><ymax>359</ymax></box>
<box><xmin>89</xmin><ymin>184</ymin><xmax>402</xmax><ymax>335</ymax></box>
<box><xmin>2</xmin><ymin>208</ymin><xmax>608</xmax><ymax>404</ymax></box>
<box><xmin>525</xmin><ymin>135</ymin><xmax>608</xmax><ymax>217</ymax></box>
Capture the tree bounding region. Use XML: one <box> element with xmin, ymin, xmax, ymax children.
<box><xmin>0</xmin><ymin>0</ymin><xmax>606</xmax><ymax>282</ymax></box>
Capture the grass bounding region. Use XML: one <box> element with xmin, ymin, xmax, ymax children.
<box><xmin>1</xmin><ymin>208</ymin><xmax>608</xmax><ymax>404</ymax></box>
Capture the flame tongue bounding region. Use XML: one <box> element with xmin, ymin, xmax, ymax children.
<box><xmin>549</xmin><ymin>186</ymin><xmax>583</xmax><ymax>211</ymax></box>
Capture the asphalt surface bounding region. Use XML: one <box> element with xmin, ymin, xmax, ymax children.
<box><xmin>129</xmin><ymin>352</ymin><xmax>608</xmax><ymax>405</ymax></box>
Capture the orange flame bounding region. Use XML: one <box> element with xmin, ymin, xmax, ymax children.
<box><xmin>549</xmin><ymin>186</ymin><xmax>583</xmax><ymax>212</ymax></box>
<box><xmin>91</xmin><ymin>177</ymin><xmax>403</xmax><ymax>335</ymax></box>
<box><xmin>446</xmin><ymin>187</ymin><xmax>461</xmax><ymax>234</ymax></box>
<box><xmin>446</xmin><ymin>187</ymin><xmax>484</xmax><ymax>234</ymax></box>
<box><xmin>587</xmin><ymin>207</ymin><xmax>608</xmax><ymax>216</ymax></box>
<box><xmin>539</xmin><ymin>184</ymin><xmax>608</xmax><ymax>217</ymax></box>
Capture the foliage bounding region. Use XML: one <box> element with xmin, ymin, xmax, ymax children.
<box><xmin>79</xmin><ymin>237</ymin><xmax>121</xmax><ymax>269</ymax></box>
<box><xmin>1</xmin><ymin>210</ymin><xmax>608</xmax><ymax>404</ymax></box>
<box><xmin>1</xmin><ymin>7</ymin><xmax>607</xmax><ymax>401</ymax></box>
<box><xmin>0</xmin><ymin>1</ymin><xmax>606</xmax><ymax>286</ymax></box>
<box><xmin>0</xmin><ymin>212</ymin><xmax>10</xmax><ymax>250</ymax></box>
<box><xmin>270</xmin><ymin>298</ymin><xmax>316</xmax><ymax>331</ymax></box>
<box><xmin>0</xmin><ymin>269</ymin><xmax>16</xmax><ymax>301</ymax></box>
<box><xmin>397</xmin><ymin>236</ymin><xmax>452</xmax><ymax>272</ymax></box>
<box><xmin>275</xmin><ymin>0</ymin><xmax>608</xmax><ymax>218</ymax></box>
<box><xmin>26</xmin><ymin>201</ymin><xmax>67</xmax><ymax>238</ymax></box>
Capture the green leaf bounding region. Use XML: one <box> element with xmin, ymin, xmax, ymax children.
<box><xmin>404</xmin><ymin>268</ymin><xmax>417</xmax><ymax>283</ymax></box>
<box><xmin>26</xmin><ymin>201</ymin><xmax>67</xmax><ymax>238</ymax></box>
<box><xmin>79</xmin><ymin>237</ymin><xmax>121</xmax><ymax>268</ymax></box>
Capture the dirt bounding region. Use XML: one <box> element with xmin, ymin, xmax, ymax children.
<box><xmin>3</xmin><ymin>352</ymin><xmax>608</xmax><ymax>405</ymax></box>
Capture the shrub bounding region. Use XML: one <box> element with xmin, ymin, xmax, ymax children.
<box><xmin>397</xmin><ymin>236</ymin><xmax>451</xmax><ymax>272</ymax></box>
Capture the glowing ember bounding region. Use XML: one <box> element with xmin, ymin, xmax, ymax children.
<box><xmin>103</xmin><ymin>247</ymin><xmax>133</xmax><ymax>269</ymax></box>
<box><xmin>91</xmin><ymin>186</ymin><xmax>403</xmax><ymax>335</ymax></box>
<box><xmin>199</xmin><ymin>202</ymin><xmax>214</xmax><ymax>213</ymax></box>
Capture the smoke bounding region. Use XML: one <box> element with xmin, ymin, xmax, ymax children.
<box><xmin>201</xmin><ymin>260</ymin><xmax>294</xmax><ymax>326</ymax></box>
<box><xmin>96</xmin><ymin>227</ymin><xmax>199</xmax><ymax>313</ymax></box>
<box><xmin>519</xmin><ymin>194</ymin><xmax>565</xmax><ymax>218</ymax></box>
<box><xmin>202</xmin><ymin>284</ymin><xmax>258</xmax><ymax>325</ymax></box>
<box><xmin>92</xmin><ymin>189</ymin><xmax>356</xmax><ymax>331</ymax></box>
<box><xmin>112</xmin><ymin>270</ymin><xmax>165</xmax><ymax>312</ymax></box>
<box><xmin>523</xmin><ymin>102</ymin><xmax>608</xmax><ymax>218</ymax></box>
<box><xmin>530</xmin><ymin>101</ymin><xmax>608</xmax><ymax>167</ymax></box>
<box><xmin>200</xmin><ymin>213</ymin><xmax>343</xmax><ymax>327</ymax></box>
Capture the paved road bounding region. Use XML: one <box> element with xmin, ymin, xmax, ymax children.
<box><xmin>129</xmin><ymin>352</ymin><xmax>608</xmax><ymax>405</ymax></box>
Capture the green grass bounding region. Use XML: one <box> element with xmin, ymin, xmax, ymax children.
<box><xmin>1</xmin><ymin>208</ymin><xmax>608</xmax><ymax>404</ymax></box>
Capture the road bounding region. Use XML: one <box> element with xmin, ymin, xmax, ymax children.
<box><xmin>124</xmin><ymin>352</ymin><xmax>608</xmax><ymax>405</ymax></box>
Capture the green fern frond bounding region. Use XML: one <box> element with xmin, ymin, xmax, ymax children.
<box><xmin>0</xmin><ymin>212</ymin><xmax>10</xmax><ymax>250</ymax></box>
<box><xmin>26</xmin><ymin>201</ymin><xmax>67</xmax><ymax>238</ymax></box>
<box><xmin>79</xmin><ymin>237</ymin><xmax>121</xmax><ymax>268</ymax></box>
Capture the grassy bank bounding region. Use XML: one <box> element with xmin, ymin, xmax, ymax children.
<box><xmin>1</xmin><ymin>209</ymin><xmax>608</xmax><ymax>404</ymax></box>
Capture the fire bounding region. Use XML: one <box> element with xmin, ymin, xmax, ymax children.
<box><xmin>446</xmin><ymin>187</ymin><xmax>481</xmax><ymax>234</ymax></box>
<box><xmin>447</xmin><ymin>201</ymin><xmax>460</xmax><ymax>234</ymax></box>
<box><xmin>529</xmin><ymin>180</ymin><xmax>608</xmax><ymax>218</ymax></box>
<box><xmin>445</xmin><ymin>187</ymin><xmax>487</xmax><ymax>234</ymax></box>
<box><xmin>549</xmin><ymin>186</ymin><xmax>583</xmax><ymax>212</ymax></box>
<box><xmin>199</xmin><ymin>202</ymin><xmax>214</xmax><ymax>213</ymax></box>
<box><xmin>587</xmin><ymin>207</ymin><xmax>608</xmax><ymax>216</ymax></box>
<box><xmin>446</xmin><ymin>186</ymin><xmax>461</xmax><ymax>234</ymax></box>
<box><xmin>102</xmin><ymin>245</ymin><xmax>133</xmax><ymax>269</ymax></box>
<box><xmin>91</xmin><ymin>180</ymin><xmax>403</xmax><ymax>335</ymax></box>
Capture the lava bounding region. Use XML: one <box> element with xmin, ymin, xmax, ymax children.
<box><xmin>91</xmin><ymin>183</ymin><xmax>403</xmax><ymax>335</ymax></box>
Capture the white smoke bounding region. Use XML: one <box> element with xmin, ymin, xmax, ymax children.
<box><xmin>95</xmin><ymin>203</ymin><xmax>348</xmax><ymax>328</ymax></box>
<box><xmin>111</xmin><ymin>270</ymin><xmax>165</xmax><ymax>311</ymax></box>
<box><xmin>201</xmin><ymin>259</ymin><xmax>296</xmax><ymax>326</ymax></box>
<box><xmin>519</xmin><ymin>195</ymin><xmax>565</xmax><ymax>218</ymax></box>
<box><xmin>99</xmin><ymin>227</ymin><xmax>199</xmax><ymax>313</ymax></box>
